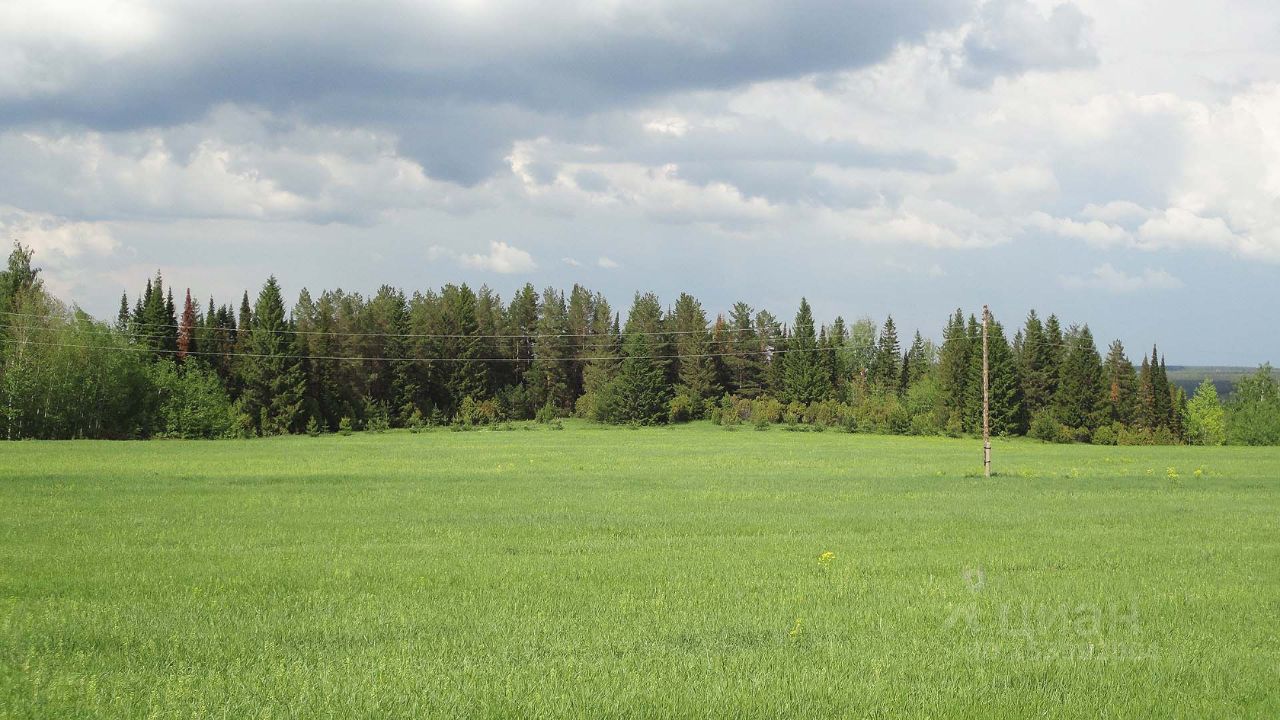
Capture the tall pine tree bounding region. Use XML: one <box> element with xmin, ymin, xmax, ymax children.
<box><xmin>238</xmin><ymin>276</ymin><xmax>306</xmax><ymax>435</ymax></box>
<box><xmin>671</xmin><ymin>293</ymin><xmax>720</xmax><ymax>407</ymax></box>
<box><xmin>782</xmin><ymin>298</ymin><xmax>831</xmax><ymax>403</ymax></box>
<box><xmin>869</xmin><ymin>315</ymin><xmax>901</xmax><ymax>394</ymax></box>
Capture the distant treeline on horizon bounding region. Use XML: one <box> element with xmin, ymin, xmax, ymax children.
<box><xmin>2</xmin><ymin>241</ymin><xmax>1277</xmax><ymax>445</ymax></box>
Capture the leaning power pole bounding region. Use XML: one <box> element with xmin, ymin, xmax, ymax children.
<box><xmin>982</xmin><ymin>305</ymin><xmax>991</xmax><ymax>478</ymax></box>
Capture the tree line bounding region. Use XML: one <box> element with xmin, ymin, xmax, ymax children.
<box><xmin>1</xmin><ymin>242</ymin><xmax>1276</xmax><ymax>444</ymax></box>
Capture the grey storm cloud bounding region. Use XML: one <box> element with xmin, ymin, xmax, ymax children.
<box><xmin>522</xmin><ymin>115</ymin><xmax>955</xmax><ymax>205</ymax></box>
<box><xmin>2</xmin><ymin>0</ymin><xmax>969</xmax><ymax>183</ymax></box>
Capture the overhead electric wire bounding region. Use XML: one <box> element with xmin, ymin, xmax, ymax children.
<box><xmin>0</xmin><ymin>321</ymin><xmax>765</xmax><ymax>348</ymax></box>
<box><xmin>0</xmin><ymin>310</ymin><xmax>771</xmax><ymax>341</ymax></box>
<box><xmin>0</xmin><ymin>336</ymin><xmax>831</xmax><ymax>364</ymax></box>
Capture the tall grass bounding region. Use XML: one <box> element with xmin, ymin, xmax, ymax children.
<box><xmin>1</xmin><ymin>423</ymin><xmax>1277</xmax><ymax>717</ymax></box>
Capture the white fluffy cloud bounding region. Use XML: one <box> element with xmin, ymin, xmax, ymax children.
<box><xmin>1028</xmin><ymin>212</ymin><xmax>1129</xmax><ymax>247</ymax></box>
<box><xmin>0</xmin><ymin>108</ymin><xmax>487</xmax><ymax>224</ymax></box>
<box><xmin>459</xmin><ymin>241</ymin><xmax>537</xmax><ymax>274</ymax></box>
<box><xmin>1060</xmin><ymin>263</ymin><xmax>1183</xmax><ymax>293</ymax></box>
<box><xmin>0</xmin><ymin>206</ymin><xmax>117</xmax><ymax>260</ymax></box>
<box><xmin>0</xmin><ymin>1</ymin><xmax>1278</xmax><ymax>363</ymax></box>
<box><xmin>954</xmin><ymin>0</ymin><xmax>1098</xmax><ymax>87</ymax></box>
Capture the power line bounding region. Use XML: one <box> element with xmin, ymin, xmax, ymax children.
<box><xmin>2</xmin><ymin>311</ymin><xmax>1144</xmax><ymax>354</ymax></box>
<box><xmin>0</xmin><ymin>321</ymin><xmax>766</xmax><ymax>348</ymax></box>
<box><xmin>0</xmin><ymin>310</ymin><xmax>774</xmax><ymax>340</ymax></box>
<box><xmin>0</xmin><ymin>337</ymin><xmax>834</xmax><ymax>364</ymax></box>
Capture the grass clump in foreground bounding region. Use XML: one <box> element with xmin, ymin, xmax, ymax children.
<box><xmin>1</xmin><ymin>421</ymin><xmax>1278</xmax><ymax>718</ymax></box>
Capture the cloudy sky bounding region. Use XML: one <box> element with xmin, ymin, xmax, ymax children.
<box><xmin>3</xmin><ymin>0</ymin><xmax>1278</xmax><ymax>364</ymax></box>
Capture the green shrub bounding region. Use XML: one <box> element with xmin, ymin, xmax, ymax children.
<box><xmin>459</xmin><ymin>396</ymin><xmax>502</xmax><ymax>427</ymax></box>
<box><xmin>147</xmin><ymin>362</ymin><xmax>235</xmax><ymax>439</ymax></box>
<box><xmin>407</xmin><ymin>408</ymin><xmax>425</xmax><ymax>434</ymax></box>
<box><xmin>1091</xmin><ymin>424</ymin><xmax>1118</xmax><ymax>446</ymax></box>
<box><xmin>909</xmin><ymin>412</ymin><xmax>941</xmax><ymax>437</ymax></box>
<box><xmin>853</xmin><ymin>394</ymin><xmax>910</xmax><ymax>435</ymax></box>
<box><xmin>365</xmin><ymin>400</ymin><xmax>390</xmax><ymax>433</ymax></box>
<box><xmin>944</xmin><ymin>412</ymin><xmax>964</xmax><ymax>438</ymax></box>
<box><xmin>668</xmin><ymin>394</ymin><xmax>694</xmax><ymax>424</ymax></box>
<box><xmin>805</xmin><ymin>399</ymin><xmax>849</xmax><ymax>428</ymax></box>
<box><xmin>750</xmin><ymin>397</ymin><xmax>784</xmax><ymax>424</ymax></box>
<box><xmin>1223</xmin><ymin>365</ymin><xmax>1280</xmax><ymax>446</ymax></box>
<box><xmin>717</xmin><ymin>395</ymin><xmax>740</xmax><ymax>426</ymax></box>
<box><xmin>1117</xmin><ymin>426</ymin><xmax>1151</xmax><ymax>446</ymax></box>
<box><xmin>784</xmin><ymin>401</ymin><xmax>806</xmax><ymax>425</ymax></box>
<box><xmin>1029</xmin><ymin>412</ymin><xmax>1066</xmax><ymax>443</ymax></box>
<box><xmin>338</xmin><ymin>417</ymin><xmax>354</xmax><ymax>436</ymax></box>
<box><xmin>574</xmin><ymin>392</ymin><xmax>599</xmax><ymax>420</ymax></box>
<box><xmin>1184</xmin><ymin>378</ymin><xmax>1226</xmax><ymax>446</ymax></box>
<box><xmin>535</xmin><ymin>401</ymin><xmax>558</xmax><ymax>424</ymax></box>
<box><xmin>305</xmin><ymin>416</ymin><xmax>322</xmax><ymax>437</ymax></box>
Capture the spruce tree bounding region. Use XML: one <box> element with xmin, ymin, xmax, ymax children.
<box><xmin>140</xmin><ymin>273</ymin><xmax>171</xmax><ymax>356</ymax></box>
<box><xmin>581</xmin><ymin>298</ymin><xmax>620</xmax><ymax>407</ymax></box>
<box><xmin>1137</xmin><ymin>355</ymin><xmax>1158</xmax><ymax>429</ymax></box>
<box><xmin>962</xmin><ymin>314</ymin><xmax>984</xmax><ymax>431</ymax></box>
<box><xmin>472</xmin><ymin>286</ymin><xmax>504</xmax><ymax>398</ymax></box>
<box><xmin>607</xmin><ymin>330</ymin><xmax>670</xmax><ymax>424</ymax></box>
<box><xmin>986</xmin><ymin>320</ymin><xmax>1025</xmax><ymax>435</ymax></box>
<box><xmin>828</xmin><ymin>317</ymin><xmax>849</xmax><ymax>398</ymax></box>
<box><xmin>238</xmin><ymin>276</ymin><xmax>306</xmax><ymax>435</ymax></box>
<box><xmin>566</xmin><ymin>285</ymin><xmax>594</xmax><ymax>399</ymax></box>
<box><xmin>1055</xmin><ymin>325</ymin><xmax>1104</xmax><ymax>430</ymax></box>
<box><xmin>709</xmin><ymin>314</ymin><xmax>733</xmax><ymax>396</ymax></box>
<box><xmin>603</xmin><ymin>294</ymin><xmax>673</xmax><ymax>424</ymax></box>
<box><xmin>527</xmin><ymin>287</ymin><xmax>573</xmax><ymax>411</ymax></box>
<box><xmin>237</xmin><ymin>292</ymin><xmax>252</xmax><ymax>345</ymax></box>
<box><xmin>869</xmin><ymin>315</ymin><xmax>901</xmax><ymax>394</ymax></box>
<box><xmin>506</xmin><ymin>283</ymin><xmax>539</xmax><ymax>388</ymax></box>
<box><xmin>782</xmin><ymin>298</ymin><xmax>831</xmax><ymax>403</ymax></box>
<box><xmin>752</xmin><ymin>311</ymin><xmax>783</xmax><ymax>397</ymax></box>
<box><xmin>1019</xmin><ymin>310</ymin><xmax>1057</xmax><ymax>415</ymax></box>
<box><xmin>1103</xmin><ymin>340</ymin><xmax>1138</xmax><ymax>426</ymax></box>
<box><xmin>117</xmin><ymin>292</ymin><xmax>130</xmax><ymax>331</ymax></box>
<box><xmin>164</xmin><ymin>288</ymin><xmax>178</xmax><ymax>353</ymax></box>
<box><xmin>722</xmin><ymin>302</ymin><xmax>765</xmax><ymax>397</ymax></box>
<box><xmin>177</xmin><ymin>289</ymin><xmax>198</xmax><ymax>362</ymax></box>
<box><xmin>367</xmin><ymin>286</ymin><xmax>415</xmax><ymax>423</ymax></box>
<box><xmin>1155</xmin><ymin>353</ymin><xmax>1173</xmax><ymax>428</ymax></box>
<box><xmin>905</xmin><ymin>331</ymin><xmax>931</xmax><ymax>387</ymax></box>
<box><xmin>935</xmin><ymin>310</ymin><xmax>970</xmax><ymax>425</ymax></box>
<box><xmin>671</xmin><ymin>293</ymin><xmax>719</xmax><ymax>407</ymax></box>
<box><xmin>439</xmin><ymin>284</ymin><xmax>487</xmax><ymax>414</ymax></box>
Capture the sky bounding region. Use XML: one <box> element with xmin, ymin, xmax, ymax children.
<box><xmin>2</xmin><ymin>0</ymin><xmax>1278</xmax><ymax>365</ymax></box>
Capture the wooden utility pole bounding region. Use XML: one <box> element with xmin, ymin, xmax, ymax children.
<box><xmin>982</xmin><ymin>305</ymin><xmax>991</xmax><ymax>478</ymax></box>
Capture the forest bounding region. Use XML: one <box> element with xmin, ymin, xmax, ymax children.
<box><xmin>1</xmin><ymin>242</ymin><xmax>1276</xmax><ymax>444</ymax></box>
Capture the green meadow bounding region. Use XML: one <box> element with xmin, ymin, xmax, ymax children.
<box><xmin>1</xmin><ymin>423</ymin><xmax>1277</xmax><ymax>718</ymax></box>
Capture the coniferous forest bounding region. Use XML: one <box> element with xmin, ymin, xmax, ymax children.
<box><xmin>1</xmin><ymin>242</ymin><xmax>1276</xmax><ymax>444</ymax></box>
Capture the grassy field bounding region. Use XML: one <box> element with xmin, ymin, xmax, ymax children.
<box><xmin>2</xmin><ymin>423</ymin><xmax>1278</xmax><ymax>718</ymax></box>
